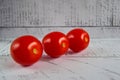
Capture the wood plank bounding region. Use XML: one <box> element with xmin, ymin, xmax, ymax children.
<box><xmin>0</xmin><ymin>0</ymin><xmax>118</xmax><ymax>27</ymax></box>
<box><xmin>0</xmin><ymin>39</ymin><xmax>120</xmax><ymax>80</ymax></box>
<box><xmin>0</xmin><ymin>27</ymin><xmax>120</xmax><ymax>40</ymax></box>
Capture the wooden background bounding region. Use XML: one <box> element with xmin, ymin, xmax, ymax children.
<box><xmin>0</xmin><ymin>0</ymin><xmax>120</xmax><ymax>40</ymax></box>
<box><xmin>1</xmin><ymin>1</ymin><xmax>120</xmax><ymax>80</ymax></box>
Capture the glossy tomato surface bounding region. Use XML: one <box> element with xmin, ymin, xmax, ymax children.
<box><xmin>42</xmin><ymin>32</ymin><xmax>69</xmax><ymax>58</ymax></box>
<box><xmin>10</xmin><ymin>35</ymin><xmax>43</xmax><ymax>66</ymax></box>
<box><xmin>66</xmin><ymin>28</ymin><xmax>90</xmax><ymax>53</ymax></box>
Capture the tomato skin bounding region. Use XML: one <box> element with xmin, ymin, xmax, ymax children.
<box><xmin>42</xmin><ymin>32</ymin><xmax>69</xmax><ymax>58</ymax></box>
<box><xmin>10</xmin><ymin>35</ymin><xmax>43</xmax><ymax>66</ymax></box>
<box><xmin>66</xmin><ymin>28</ymin><xmax>90</xmax><ymax>53</ymax></box>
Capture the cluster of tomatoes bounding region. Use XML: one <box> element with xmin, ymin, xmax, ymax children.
<box><xmin>10</xmin><ymin>28</ymin><xmax>90</xmax><ymax>66</ymax></box>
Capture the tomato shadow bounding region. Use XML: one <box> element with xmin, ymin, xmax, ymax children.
<box><xmin>40</xmin><ymin>55</ymin><xmax>57</xmax><ymax>62</ymax></box>
<box><xmin>65</xmin><ymin>50</ymin><xmax>79</xmax><ymax>55</ymax></box>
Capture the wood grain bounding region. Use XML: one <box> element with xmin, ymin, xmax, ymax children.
<box><xmin>0</xmin><ymin>1</ymin><xmax>120</xmax><ymax>80</ymax></box>
<box><xmin>0</xmin><ymin>0</ymin><xmax>119</xmax><ymax>27</ymax></box>
<box><xmin>0</xmin><ymin>27</ymin><xmax>120</xmax><ymax>40</ymax></box>
<box><xmin>0</xmin><ymin>39</ymin><xmax>120</xmax><ymax>80</ymax></box>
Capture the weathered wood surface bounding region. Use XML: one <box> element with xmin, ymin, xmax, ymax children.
<box><xmin>0</xmin><ymin>0</ymin><xmax>120</xmax><ymax>27</ymax></box>
<box><xmin>0</xmin><ymin>27</ymin><xmax>120</xmax><ymax>40</ymax></box>
<box><xmin>0</xmin><ymin>1</ymin><xmax>120</xmax><ymax>80</ymax></box>
<box><xmin>0</xmin><ymin>39</ymin><xmax>120</xmax><ymax>80</ymax></box>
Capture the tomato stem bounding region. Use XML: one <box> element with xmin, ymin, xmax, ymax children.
<box><xmin>33</xmin><ymin>48</ymin><xmax>37</xmax><ymax>54</ymax></box>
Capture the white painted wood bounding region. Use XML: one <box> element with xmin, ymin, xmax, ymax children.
<box><xmin>0</xmin><ymin>0</ymin><xmax>120</xmax><ymax>40</ymax></box>
<box><xmin>0</xmin><ymin>0</ymin><xmax>118</xmax><ymax>27</ymax></box>
<box><xmin>1</xmin><ymin>1</ymin><xmax>120</xmax><ymax>79</ymax></box>
<box><xmin>0</xmin><ymin>27</ymin><xmax>120</xmax><ymax>40</ymax></box>
<box><xmin>113</xmin><ymin>0</ymin><xmax>120</xmax><ymax>26</ymax></box>
<box><xmin>0</xmin><ymin>39</ymin><xmax>120</xmax><ymax>80</ymax></box>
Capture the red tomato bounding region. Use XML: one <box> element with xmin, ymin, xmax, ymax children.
<box><xmin>10</xmin><ymin>35</ymin><xmax>43</xmax><ymax>66</ymax></box>
<box><xmin>42</xmin><ymin>32</ymin><xmax>69</xmax><ymax>58</ymax></box>
<box><xmin>66</xmin><ymin>28</ymin><xmax>90</xmax><ymax>53</ymax></box>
